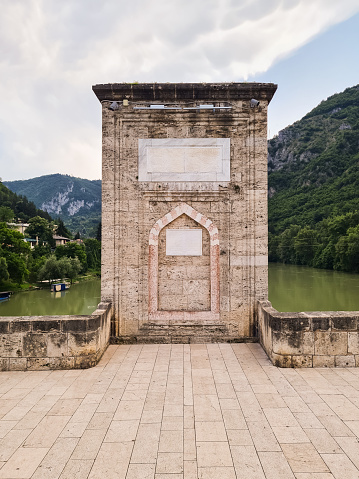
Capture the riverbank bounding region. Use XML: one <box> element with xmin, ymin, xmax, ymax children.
<box><xmin>0</xmin><ymin>271</ymin><xmax>100</xmax><ymax>293</ymax></box>
<box><xmin>0</xmin><ymin>277</ymin><xmax>101</xmax><ymax>316</ymax></box>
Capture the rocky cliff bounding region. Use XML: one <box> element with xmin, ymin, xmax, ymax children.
<box><xmin>268</xmin><ymin>84</ymin><xmax>359</xmax><ymax>233</ymax></box>
<box><xmin>4</xmin><ymin>174</ymin><xmax>101</xmax><ymax>235</ymax></box>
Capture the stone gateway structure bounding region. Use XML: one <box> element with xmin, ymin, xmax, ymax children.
<box><xmin>92</xmin><ymin>82</ymin><xmax>277</xmax><ymax>343</ymax></box>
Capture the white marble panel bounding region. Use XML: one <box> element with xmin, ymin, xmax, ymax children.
<box><xmin>138</xmin><ymin>138</ymin><xmax>230</xmax><ymax>182</ymax></box>
<box><xmin>166</xmin><ymin>229</ymin><xmax>202</xmax><ymax>256</ymax></box>
<box><xmin>148</xmin><ymin>148</ymin><xmax>186</xmax><ymax>173</ymax></box>
<box><xmin>185</xmin><ymin>147</ymin><xmax>221</xmax><ymax>172</ymax></box>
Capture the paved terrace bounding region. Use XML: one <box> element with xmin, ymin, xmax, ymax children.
<box><xmin>2</xmin><ymin>344</ymin><xmax>359</xmax><ymax>478</ymax></box>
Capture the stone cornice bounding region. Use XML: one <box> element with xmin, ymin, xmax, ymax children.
<box><xmin>92</xmin><ymin>82</ymin><xmax>277</xmax><ymax>104</ymax></box>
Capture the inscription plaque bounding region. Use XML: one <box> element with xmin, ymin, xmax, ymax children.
<box><xmin>138</xmin><ymin>138</ymin><xmax>230</xmax><ymax>181</ymax></box>
<box><xmin>166</xmin><ymin>229</ymin><xmax>202</xmax><ymax>256</ymax></box>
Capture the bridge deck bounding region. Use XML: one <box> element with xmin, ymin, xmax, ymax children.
<box><xmin>0</xmin><ymin>343</ymin><xmax>358</xmax><ymax>478</ymax></box>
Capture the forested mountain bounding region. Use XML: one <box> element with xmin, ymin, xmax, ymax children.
<box><xmin>268</xmin><ymin>84</ymin><xmax>359</xmax><ymax>272</ymax></box>
<box><xmin>4</xmin><ymin>174</ymin><xmax>101</xmax><ymax>236</ymax></box>
<box><xmin>0</xmin><ymin>181</ymin><xmax>52</xmax><ymax>223</ymax></box>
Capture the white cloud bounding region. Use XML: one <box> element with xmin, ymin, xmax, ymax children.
<box><xmin>1</xmin><ymin>0</ymin><xmax>359</xmax><ymax>180</ymax></box>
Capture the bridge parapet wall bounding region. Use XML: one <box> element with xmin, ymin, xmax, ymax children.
<box><xmin>258</xmin><ymin>300</ymin><xmax>359</xmax><ymax>367</ymax></box>
<box><xmin>0</xmin><ymin>302</ymin><xmax>112</xmax><ymax>371</ymax></box>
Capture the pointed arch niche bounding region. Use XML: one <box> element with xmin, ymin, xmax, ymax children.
<box><xmin>148</xmin><ymin>203</ymin><xmax>220</xmax><ymax>321</ymax></box>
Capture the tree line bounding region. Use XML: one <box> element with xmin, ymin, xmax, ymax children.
<box><xmin>269</xmin><ymin>211</ymin><xmax>359</xmax><ymax>273</ymax></box>
<box><xmin>0</xmin><ymin>216</ymin><xmax>101</xmax><ymax>287</ymax></box>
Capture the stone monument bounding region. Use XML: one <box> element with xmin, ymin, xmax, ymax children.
<box><xmin>93</xmin><ymin>82</ymin><xmax>277</xmax><ymax>342</ymax></box>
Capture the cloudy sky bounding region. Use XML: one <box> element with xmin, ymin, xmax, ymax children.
<box><xmin>1</xmin><ymin>0</ymin><xmax>359</xmax><ymax>182</ymax></box>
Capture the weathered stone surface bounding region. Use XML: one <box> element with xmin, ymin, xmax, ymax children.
<box><xmin>348</xmin><ymin>332</ymin><xmax>359</xmax><ymax>354</ymax></box>
<box><xmin>313</xmin><ymin>355</ymin><xmax>335</xmax><ymax>367</ymax></box>
<box><xmin>332</xmin><ymin>316</ymin><xmax>357</xmax><ymax>330</ymax></box>
<box><xmin>0</xmin><ymin>333</ymin><xmax>22</xmax><ymax>358</ymax></box>
<box><xmin>291</xmin><ymin>355</ymin><xmax>313</xmax><ymax>368</ymax></box>
<box><xmin>314</xmin><ymin>331</ymin><xmax>348</xmax><ymax>356</ymax></box>
<box><xmin>23</xmin><ymin>333</ymin><xmax>47</xmax><ymax>358</ymax></box>
<box><xmin>272</xmin><ymin>331</ymin><xmax>314</xmax><ymax>355</ymax></box>
<box><xmin>335</xmin><ymin>355</ymin><xmax>355</xmax><ymax>367</ymax></box>
<box><xmin>93</xmin><ymin>82</ymin><xmax>277</xmax><ymax>341</ymax></box>
<box><xmin>47</xmin><ymin>332</ymin><xmax>68</xmax><ymax>357</ymax></box>
<box><xmin>8</xmin><ymin>357</ymin><xmax>27</xmax><ymax>370</ymax></box>
<box><xmin>271</xmin><ymin>352</ymin><xmax>292</xmax><ymax>368</ymax></box>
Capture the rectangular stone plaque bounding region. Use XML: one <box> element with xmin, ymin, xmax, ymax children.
<box><xmin>166</xmin><ymin>229</ymin><xmax>202</xmax><ymax>256</ymax></box>
<box><xmin>139</xmin><ymin>138</ymin><xmax>230</xmax><ymax>182</ymax></box>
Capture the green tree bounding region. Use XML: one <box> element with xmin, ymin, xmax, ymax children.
<box><xmin>0</xmin><ymin>206</ymin><xmax>14</xmax><ymax>222</ymax></box>
<box><xmin>55</xmin><ymin>218</ymin><xmax>72</xmax><ymax>238</ymax></box>
<box><xmin>268</xmin><ymin>232</ymin><xmax>280</xmax><ymax>262</ymax></box>
<box><xmin>0</xmin><ymin>257</ymin><xmax>9</xmax><ymax>283</ymax></box>
<box><xmin>0</xmin><ymin>222</ymin><xmax>30</xmax><ymax>284</ymax></box>
<box><xmin>313</xmin><ymin>241</ymin><xmax>336</xmax><ymax>270</ymax></box>
<box><xmin>31</xmin><ymin>244</ymin><xmax>52</xmax><ymax>259</ymax></box>
<box><xmin>335</xmin><ymin>225</ymin><xmax>359</xmax><ymax>272</ymax></box>
<box><xmin>63</xmin><ymin>256</ymin><xmax>82</xmax><ymax>283</ymax></box>
<box><xmin>25</xmin><ymin>216</ymin><xmax>54</xmax><ymax>246</ymax></box>
<box><xmin>294</xmin><ymin>227</ymin><xmax>319</xmax><ymax>266</ymax></box>
<box><xmin>96</xmin><ymin>222</ymin><xmax>101</xmax><ymax>241</ymax></box>
<box><xmin>277</xmin><ymin>225</ymin><xmax>301</xmax><ymax>264</ymax></box>
<box><xmin>55</xmin><ymin>242</ymin><xmax>87</xmax><ymax>272</ymax></box>
<box><xmin>27</xmin><ymin>254</ymin><xmax>47</xmax><ymax>283</ymax></box>
<box><xmin>84</xmin><ymin>239</ymin><xmax>101</xmax><ymax>272</ymax></box>
<box><xmin>6</xmin><ymin>254</ymin><xmax>29</xmax><ymax>284</ymax></box>
<box><xmin>0</xmin><ymin>222</ymin><xmax>30</xmax><ymax>255</ymax></box>
<box><xmin>37</xmin><ymin>255</ymin><xmax>67</xmax><ymax>283</ymax></box>
<box><xmin>37</xmin><ymin>255</ymin><xmax>82</xmax><ymax>284</ymax></box>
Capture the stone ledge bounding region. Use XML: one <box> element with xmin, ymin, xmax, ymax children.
<box><xmin>110</xmin><ymin>334</ymin><xmax>258</xmax><ymax>345</ymax></box>
<box><xmin>0</xmin><ymin>302</ymin><xmax>112</xmax><ymax>371</ymax></box>
<box><xmin>258</xmin><ymin>300</ymin><xmax>359</xmax><ymax>368</ymax></box>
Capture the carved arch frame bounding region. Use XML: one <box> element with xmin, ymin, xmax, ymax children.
<box><xmin>148</xmin><ymin>202</ymin><xmax>220</xmax><ymax>321</ymax></box>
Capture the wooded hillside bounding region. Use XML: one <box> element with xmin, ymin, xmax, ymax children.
<box><xmin>268</xmin><ymin>84</ymin><xmax>359</xmax><ymax>272</ymax></box>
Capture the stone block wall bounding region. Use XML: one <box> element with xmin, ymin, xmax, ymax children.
<box><xmin>0</xmin><ymin>302</ymin><xmax>112</xmax><ymax>371</ymax></box>
<box><xmin>258</xmin><ymin>300</ymin><xmax>359</xmax><ymax>367</ymax></box>
<box><xmin>158</xmin><ymin>214</ymin><xmax>210</xmax><ymax>311</ymax></box>
<box><xmin>93</xmin><ymin>82</ymin><xmax>277</xmax><ymax>342</ymax></box>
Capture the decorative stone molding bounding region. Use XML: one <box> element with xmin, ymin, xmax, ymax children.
<box><xmin>149</xmin><ymin>202</ymin><xmax>220</xmax><ymax>321</ymax></box>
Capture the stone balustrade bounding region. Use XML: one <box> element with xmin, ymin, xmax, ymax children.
<box><xmin>0</xmin><ymin>302</ymin><xmax>112</xmax><ymax>371</ymax></box>
<box><xmin>258</xmin><ymin>300</ymin><xmax>359</xmax><ymax>367</ymax></box>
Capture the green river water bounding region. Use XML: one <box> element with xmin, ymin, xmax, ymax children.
<box><xmin>1</xmin><ymin>264</ymin><xmax>359</xmax><ymax>316</ymax></box>
<box><xmin>269</xmin><ymin>263</ymin><xmax>359</xmax><ymax>312</ymax></box>
<box><xmin>0</xmin><ymin>279</ymin><xmax>101</xmax><ymax>316</ymax></box>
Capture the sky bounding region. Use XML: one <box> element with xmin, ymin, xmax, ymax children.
<box><xmin>1</xmin><ymin>0</ymin><xmax>359</xmax><ymax>182</ymax></box>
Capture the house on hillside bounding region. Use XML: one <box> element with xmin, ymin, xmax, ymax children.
<box><xmin>24</xmin><ymin>238</ymin><xmax>38</xmax><ymax>249</ymax></box>
<box><xmin>7</xmin><ymin>223</ymin><xmax>29</xmax><ymax>234</ymax></box>
<box><xmin>53</xmin><ymin>235</ymin><xmax>71</xmax><ymax>247</ymax></box>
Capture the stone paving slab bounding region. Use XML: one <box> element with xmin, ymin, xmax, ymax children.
<box><xmin>1</xmin><ymin>344</ymin><xmax>359</xmax><ymax>478</ymax></box>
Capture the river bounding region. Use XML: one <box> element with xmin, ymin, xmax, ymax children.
<box><xmin>1</xmin><ymin>265</ymin><xmax>359</xmax><ymax>316</ymax></box>
<box><xmin>0</xmin><ymin>279</ymin><xmax>101</xmax><ymax>316</ymax></box>
<box><xmin>269</xmin><ymin>263</ymin><xmax>359</xmax><ymax>312</ymax></box>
